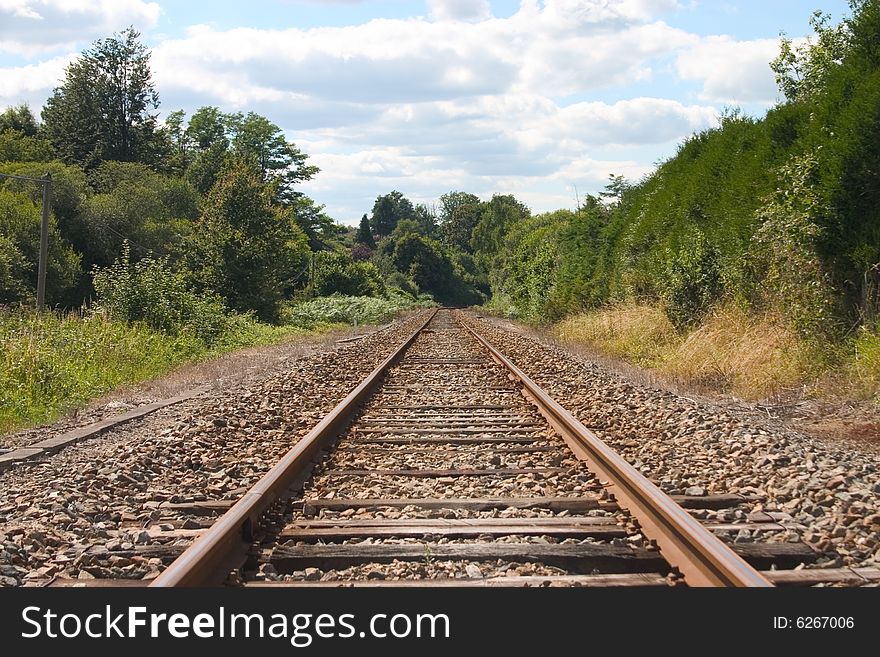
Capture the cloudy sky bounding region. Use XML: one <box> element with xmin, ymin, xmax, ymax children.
<box><xmin>0</xmin><ymin>0</ymin><xmax>852</xmax><ymax>223</ymax></box>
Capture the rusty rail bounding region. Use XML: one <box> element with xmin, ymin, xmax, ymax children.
<box><xmin>152</xmin><ymin>307</ymin><xmax>771</xmax><ymax>587</ymax></box>
<box><xmin>150</xmin><ymin>308</ymin><xmax>438</xmax><ymax>586</ymax></box>
<box><xmin>460</xmin><ymin>314</ymin><xmax>772</xmax><ymax>587</ymax></box>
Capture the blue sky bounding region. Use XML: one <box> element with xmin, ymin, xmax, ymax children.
<box><xmin>0</xmin><ymin>1</ymin><xmax>853</xmax><ymax>223</ymax></box>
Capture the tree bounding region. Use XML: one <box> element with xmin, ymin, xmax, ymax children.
<box><xmin>771</xmin><ymin>10</ymin><xmax>850</xmax><ymax>102</ymax></box>
<box><xmin>0</xmin><ymin>104</ymin><xmax>39</xmax><ymax>136</ymax></box>
<box><xmin>42</xmin><ymin>27</ymin><xmax>160</xmax><ymax>168</ymax></box>
<box><xmin>0</xmin><ymin>130</ymin><xmax>54</xmax><ymax>162</ymax></box>
<box><xmin>185</xmin><ymin>140</ymin><xmax>229</xmax><ymax>195</ymax></box>
<box><xmin>227</xmin><ymin>111</ymin><xmax>319</xmax><ymax>203</ymax></box>
<box><xmin>311</xmin><ymin>251</ymin><xmax>383</xmax><ymax>297</ymax></box>
<box><xmin>356</xmin><ymin>214</ymin><xmax>376</xmax><ymax>248</ymax></box>
<box><xmin>0</xmin><ymin>188</ymin><xmax>81</xmax><ymax>305</ymax></box>
<box><xmin>159</xmin><ymin>109</ymin><xmax>191</xmax><ymax>174</ymax></box>
<box><xmin>186</xmin><ymin>106</ymin><xmax>228</xmax><ymax>150</ymax></box>
<box><xmin>292</xmin><ymin>195</ymin><xmax>336</xmax><ymax>250</ymax></box>
<box><xmin>413</xmin><ymin>203</ymin><xmax>438</xmax><ymax>237</ymax></box>
<box><xmin>471</xmin><ymin>194</ymin><xmax>529</xmax><ymax>270</ymax></box>
<box><xmin>184</xmin><ymin>158</ymin><xmax>309</xmax><ymax>321</ymax></box>
<box><xmin>438</xmin><ymin>191</ymin><xmax>483</xmax><ymax>253</ymax></box>
<box><xmin>370</xmin><ymin>191</ymin><xmax>415</xmax><ymax>237</ymax></box>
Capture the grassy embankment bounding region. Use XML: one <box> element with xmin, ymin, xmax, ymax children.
<box><xmin>551</xmin><ymin>303</ymin><xmax>880</xmax><ymax>402</ymax></box>
<box><xmin>0</xmin><ymin>293</ymin><xmax>427</xmax><ymax>435</ymax></box>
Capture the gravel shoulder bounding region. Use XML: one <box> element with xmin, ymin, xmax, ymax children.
<box><xmin>467</xmin><ymin>312</ymin><xmax>880</xmax><ymax>572</ymax></box>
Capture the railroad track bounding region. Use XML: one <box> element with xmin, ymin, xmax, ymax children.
<box><xmin>49</xmin><ymin>308</ymin><xmax>877</xmax><ymax>588</ymax></box>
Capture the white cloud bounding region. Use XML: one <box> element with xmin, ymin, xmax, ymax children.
<box><xmin>0</xmin><ymin>0</ymin><xmax>773</xmax><ymax>223</ymax></box>
<box><xmin>0</xmin><ymin>0</ymin><xmax>161</xmax><ymax>56</ymax></box>
<box><xmin>0</xmin><ymin>54</ymin><xmax>72</xmax><ymax>105</ymax></box>
<box><xmin>427</xmin><ymin>0</ymin><xmax>491</xmax><ymax>22</ymax></box>
<box><xmin>676</xmin><ymin>36</ymin><xmax>782</xmax><ymax>104</ymax></box>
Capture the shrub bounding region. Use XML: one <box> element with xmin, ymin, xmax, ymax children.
<box><xmin>284</xmin><ymin>294</ymin><xmax>433</xmax><ymax>329</ymax></box>
<box><xmin>312</xmin><ymin>251</ymin><xmax>384</xmax><ymax>297</ymax></box>
<box><xmin>92</xmin><ymin>243</ymin><xmax>228</xmax><ymax>345</ymax></box>
<box><xmin>661</xmin><ymin>230</ymin><xmax>722</xmax><ymax>329</ymax></box>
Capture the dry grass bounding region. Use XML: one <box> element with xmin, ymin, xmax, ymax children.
<box><xmin>554</xmin><ymin>303</ymin><xmax>679</xmax><ymax>368</ymax></box>
<box><xmin>663</xmin><ymin>306</ymin><xmax>815</xmax><ymax>398</ymax></box>
<box><xmin>553</xmin><ymin>303</ymin><xmax>818</xmax><ymax>400</ymax></box>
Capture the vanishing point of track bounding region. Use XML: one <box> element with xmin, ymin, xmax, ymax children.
<box><xmin>147</xmin><ymin>309</ymin><xmax>868</xmax><ymax>588</ymax></box>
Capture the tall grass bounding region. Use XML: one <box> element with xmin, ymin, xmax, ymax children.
<box><xmin>553</xmin><ymin>303</ymin><xmax>828</xmax><ymax>399</ymax></box>
<box><xmin>555</xmin><ymin>303</ymin><xmax>679</xmax><ymax>368</ymax></box>
<box><xmin>0</xmin><ymin>293</ymin><xmax>430</xmax><ymax>435</ymax></box>
<box><xmin>0</xmin><ymin>308</ymin><xmax>310</xmax><ymax>435</ymax></box>
<box><xmin>1</xmin><ymin>309</ymin><xmax>193</xmax><ymax>432</ymax></box>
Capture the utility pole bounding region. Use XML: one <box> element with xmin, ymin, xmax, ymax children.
<box><xmin>36</xmin><ymin>172</ymin><xmax>52</xmax><ymax>311</ymax></box>
<box><xmin>0</xmin><ymin>170</ymin><xmax>53</xmax><ymax>310</ymax></box>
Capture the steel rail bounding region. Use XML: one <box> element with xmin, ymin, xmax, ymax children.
<box><xmin>460</xmin><ymin>314</ymin><xmax>773</xmax><ymax>587</ymax></box>
<box><xmin>150</xmin><ymin>308</ymin><xmax>438</xmax><ymax>586</ymax></box>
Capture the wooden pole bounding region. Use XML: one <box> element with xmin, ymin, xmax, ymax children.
<box><xmin>36</xmin><ymin>172</ymin><xmax>52</xmax><ymax>311</ymax></box>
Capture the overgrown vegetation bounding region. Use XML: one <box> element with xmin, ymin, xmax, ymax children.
<box><xmin>0</xmin><ymin>306</ymin><xmax>302</xmax><ymax>433</ymax></box>
<box><xmin>284</xmin><ymin>293</ymin><xmax>435</xmax><ymax>329</ymax></box>
<box><xmin>0</xmin><ymin>28</ymin><xmax>491</xmax><ymax>433</ymax></box>
<box><xmin>482</xmin><ymin>1</ymin><xmax>880</xmax><ymax>400</ymax></box>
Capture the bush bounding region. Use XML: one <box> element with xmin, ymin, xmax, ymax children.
<box><xmin>312</xmin><ymin>251</ymin><xmax>384</xmax><ymax>297</ymax></box>
<box><xmin>93</xmin><ymin>243</ymin><xmax>228</xmax><ymax>345</ymax></box>
<box><xmin>284</xmin><ymin>294</ymin><xmax>433</xmax><ymax>329</ymax></box>
<box><xmin>661</xmin><ymin>230</ymin><xmax>722</xmax><ymax>329</ymax></box>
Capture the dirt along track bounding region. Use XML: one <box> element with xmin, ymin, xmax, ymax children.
<box><xmin>1</xmin><ymin>309</ymin><xmax>879</xmax><ymax>587</ymax></box>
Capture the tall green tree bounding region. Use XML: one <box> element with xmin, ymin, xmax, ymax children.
<box><xmin>186</xmin><ymin>106</ymin><xmax>228</xmax><ymax>150</ymax></box>
<box><xmin>370</xmin><ymin>190</ymin><xmax>415</xmax><ymax>237</ymax></box>
<box><xmin>184</xmin><ymin>158</ymin><xmax>309</xmax><ymax>321</ymax></box>
<box><xmin>439</xmin><ymin>191</ymin><xmax>483</xmax><ymax>253</ymax></box>
<box><xmin>227</xmin><ymin>111</ymin><xmax>319</xmax><ymax>203</ymax></box>
<box><xmin>42</xmin><ymin>27</ymin><xmax>160</xmax><ymax>169</ymax></box>
<box><xmin>471</xmin><ymin>194</ymin><xmax>529</xmax><ymax>271</ymax></box>
<box><xmin>356</xmin><ymin>214</ymin><xmax>376</xmax><ymax>248</ymax></box>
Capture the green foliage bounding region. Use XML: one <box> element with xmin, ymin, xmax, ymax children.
<box><xmin>0</xmin><ymin>104</ymin><xmax>39</xmax><ymax>136</ymax></box>
<box><xmin>292</xmin><ymin>196</ymin><xmax>336</xmax><ymax>250</ymax></box>
<box><xmin>0</xmin><ymin>188</ymin><xmax>80</xmax><ymax>305</ymax></box>
<box><xmin>311</xmin><ymin>250</ymin><xmax>384</xmax><ymax>297</ymax></box>
<box><xmin>172</xmin><ymin>106</ymin><xmax>319</xmax><ymax>203</ymax></box>
<box><xmin>77</xmin><ymin>161</ymin><xmax>198</xmax><ymax>271</ymax></box>
<box><xmin>284</xmin><ymin>293</ymin><xmax>434</xmax><ymax>329</ymax></box>
<box><xmin>771</xmin><ymin>10</ymin><xmax>850</xmax><ymax>102</ymax></box>
<box><xmin>227</xmin><ymin>111</ymin><xmax>319</xmax><ymax>203</ymax></box>
<box><xmin>370</xmin><ymin>190</ymin><xmax>415</xmax><ymax>237</ymax></box>
<box><xmin>750</xmin><ymin>152</ymin><xmax>837</xmax><ymax>337</ymax></box>
<box><xmin>0</xmin><ymin>308</ymin><xmax>198</xmax><ymax>433</ymax></box>
<box><xmin>439</xmin><ymin>191</ymin><xmax>483</xmax><ymax>253</ymax></box>
<box><xmin>183</xmin><ymin>158</ymin><xmax>310</xmax><ymax>322</ymax></box>
<box><xmin>660</xmin><ymin>229</ymin><xmax>722</xmax><ymax>329</ymax></box>
<box><xmin>0</xmin><ymin>305</ymin><xmax>310</xmax><ymax>434</ymax></box>
<box><xmin>492</xmin><ymin>211</ymin><xmax>565</xmax><ymax>321</ymax></box>
<box><xmin>388</xmin><ymin>232</ymin><xmax>482</xmax><ymax>305</ymax></box>
<box><xmin>92</xmin><ymin>243</ymin><xmax>228</xmax><ymax>345</ymax></box>
<box><xmin>41</xmin><ymin>27</ymin><xmax>161</xmax><ymax>169</ymax></box>
<box><xmin>184</xmin><ymin>140</ymin><xmax>228</xmax><ymax>195</ymax></box>
<box><xmin>471</xmin><ymin>194</ymin><xmax>530</xmax><ymax>272</ymax></box>
<box><xmin>356</xmin><ymin>213</ymin><xmax>376</xmax><ymax>248</ymax></box>
<box><xmin>0</xmin><ymin>130</ymin><xmax>54</xmax><ymax>162</ymax></box>
<box><xmin>0</xmin><ymin>234</ymin><xmax>29</xmax><ymax>303</ymax></box>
